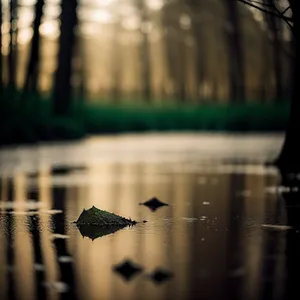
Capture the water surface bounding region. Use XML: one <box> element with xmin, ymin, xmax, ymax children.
<box><xmin>1</xmin><ymin>133</ymin><xmax>297</xmax><ymax>300</ymax></box>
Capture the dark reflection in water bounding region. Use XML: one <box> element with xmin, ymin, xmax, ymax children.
<box><xmin>0</xmin><ymin>136</ymin><xmax>299</xmax><ymax>300</ymax></box>
<box><xmin>52</xmin><ymin>170</ymin><xmax>77</xmax><ymax>300</ymax></box>
<box><xmin>277</xmin><ymin>172</ymin><xmax>300</xmax><ymax>300</ymax></box>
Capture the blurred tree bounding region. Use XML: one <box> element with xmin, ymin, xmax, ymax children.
<box><xmin>237</xmin><ymin>0</ymin><xmax>296</xmax><ymax>172</ymax></box>
<box><xmin>136</xmin><ymin>0</ymin><xmax>151</xmax><ymax>102</ymax></box>
<box><xmin>111</xmin><ymin>20</ymin><xmax>122</xmax><ymax>103</ymax></box>
<box><xmin>263</xmin><ymin>0</ymin><xmax>283</xmax><ymax>102</ymax></box>
<box><xmin>259</xmin><ymin>35</ymin><xmax>270</xmax><ymax>101</ymax></box>
<box><xmin>188</xmin><ymin>0</ymin><xmax>206</xmax><ymax>102</ymax></box>
<box><xmin>162</xmin><ymin>2</ymin><xmax>187</xmax><ymax>102</ymax></box>
<box><xmin>275</xmin><ymin>0</ymin><xmax>300</xmax><ymax>172</ymax></box>
<box><xmin>224</xmin><ymin>0</ymin><xmax>245</xmax><ymax>102</ymax></box>
<box><xmin>23</xmin><ymin>0</ymin><xmax>44</xmax><ymax>94</ymax></box>
<box><xmin>53</xmin><ymin>0</ymin><xmax>78</xmax><ymax>115</ymax></box>
<box><xmin>8</xmin><ymin>0</ymin><xmax>18</xmax><ymax>88</ymax></box>
<box><xmin>0</xmin><ymin>0</ymin><xmax>3</xmax><ymax>91</ymax></box>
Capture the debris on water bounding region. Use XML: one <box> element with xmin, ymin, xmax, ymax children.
<box><xmin>202</xmin><ymin>201</ymin><xmax>210</xmax><ymax>205</ymax></box>
<box><xmin>34</xmin><ymin>264</ymin><xmax>45</xmax><ymax>271</ymax></box>
<box><xmin>51</xmin><ymin>234</ymin><xmax>70</xmax><ymax>240</ymax></box>
<box><xmin>148</xmin><ymin>268</ymin><xmax>174</xmax><ymax>284</ymax></box>
<box><xmin>200</xmin><ymin>216</ymin><xmax>208</xmax><ymax>221</ymax></box>
<box><xmin>139</xmin><ymin>197</ymin><xmax>168</xmax><ymax>212</ymax></box>
<box><xmin>261</xmin><ymin>224</ymin><xmax>292</xmax><ymax>231</ymax></box>
<box><xmin>43</xmin><ymin>281</ymin><xmax>69</xmax><ymax>293</ymax></box>
<box><xmin>9</xmin><ymin>211</ymin><xmax>38</xmax><ymax>216</ymax></box>
<box><xmin>265</xmin><ymin>186</ymin><xmax>299</xmax><ymax>194</ymax></box>
<box><xmin>74</xmin><ymin>206</ymin><xmax>137</xmax><ymax>226</ymax></box>
<box><xmin>113</xmin><ymin>259</ymin><xmax>143</xmax><ymax>281</ymax></box>
<box><xmin>182</xmin><ymin>217</ymin><xmax>197</xmax><ymax>223</ymax></box>
<box><xmin>40</xmin><ymin>209</ymin><xmax>63</xmax><ymax>215</ymax></box>
<box><xmin>0</xmin><ymin>201</ymin><xmax>44</xmax><ymax>210</ymax></box>
<box><xmin>58</xmin><ymin>256</ymin><xmax>73</xmax><ymax>263</ymax></box>
<box><xmin>74</xmin><ymin>206</ymin><xmax>137</xmax><ymax>239</ymax></box>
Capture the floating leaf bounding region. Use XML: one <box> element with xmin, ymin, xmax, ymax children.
<box><xmin>113</xmin><ymin>259</ymin><xmax>143</xmax><ymax>281</ymax></box>
<box><xmin>139</xmin><ymin>197</ymin><xmax>168</xmax><ymax>212</ymax></box>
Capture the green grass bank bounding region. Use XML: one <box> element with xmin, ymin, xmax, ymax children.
<box><xmin>0</xmin><ymin>89</ymin><xmax>289</xmax><ymax>146</ymax></box>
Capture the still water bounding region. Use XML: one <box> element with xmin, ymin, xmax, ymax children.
<box><xmin>0</xmin><ymin>133</ymin><xmax>297</xmax><ymax>300</ymax></box>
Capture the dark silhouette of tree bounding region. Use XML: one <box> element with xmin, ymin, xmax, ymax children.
<box><xmin>8</xmin><ymin>0</ymin><xmax>18</xmax><ymax>88</ymax></box>
<box><xmin>275</xmin><ymin>0</ymin><xmax>299</xmax><ymax>173</ymax></box>
<box><xmin>0</xmin><ymin>0</ymin><xmax>3</xmax><ymax>91</ymax></box>
<box><xmin>263</xmin><ymin>0</ymin><xmax>283</xmax><ymax>102</ymax></box>
<box><xmin>258</xmin><ymin>35</ymin><xmax>270</xmax><ymax>101</ymax></box>
<box><xmin>53</xmin><ymin>0</ymin><xmax>78</xmax><ymax>115</ymax></box>
<box><xmin>224</xmin><ymin>0</ymin><xmax>245</xmax><ymax>102</ymax></box>
<box><xmin>23</xmin><ymin>0</ymin><xmax>45</xmax><ymax>94</ymax></box>
<box><xmin>238</xmin><ymin>0</ymin><xmax>297</xmax><ymax>173</ymax></box>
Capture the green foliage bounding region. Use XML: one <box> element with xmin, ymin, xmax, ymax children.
<box><xmin>0</xmin><ymin>88</ymin><xmax>85</xmax><ymax>146</ymax></box>
<box><xmin>76</xmin><ymin>102</ymin><xmax>289</xmax><ymax>133</ymax></box>
<box><xmin>0</xmin><ymin>88</ymin><xmax>289</xmax><ymax>146</ymax></box>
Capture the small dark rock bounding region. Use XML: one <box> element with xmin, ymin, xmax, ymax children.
<box><xmin>139</xmin><ymin>197</ymin><xmax>168</xmax><ymax>212</ymax></box>
<box><xmin>148</xmin><ymin>268</ymin><xmax>174</xmax><ymax>284</ymax></box>
<box><xmin>113</xmin><ymin>259</ymin><xmax>143</xmax><ymax>281</ymax></box>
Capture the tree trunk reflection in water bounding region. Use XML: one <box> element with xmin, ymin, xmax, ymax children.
<box><xmin>52</xmin><ymin>172</ymin><xmax>77</xmax><ymax>300</ymax></box>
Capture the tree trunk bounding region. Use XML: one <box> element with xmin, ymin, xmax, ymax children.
<box><xmin>140</xmin><ymin>29</ymin><xmax>151</xmax><ymax>102</ymax></box>
<box><xmin>275</xmin><ymin>1</ymin><xmax>300</xmax><ymax>173</ymax></box>
<box><xmin>53</xmin><ymin>0</ymin><xmax>78</xmax><ymax>115</ymax></box>
<box><xmin>194</xmin><ymin>24</ymin><xmax>206</xmax><ymax>102</ymax></box>
<box><xmin>264</xmin><ymin>0</ymin><xmax>283</xmax><ymax>102</ymax></box>
<box><xmin>177</xmin><ymin>37</ymin><xmax>186</xmax><ymax>103</ymax></box>
<box><xmin>111</xmin><ymin>22</ymin><xmax>121</xmax><ymax>103</ymax></box>
<box><xmin>224</xmin><ymin>0</ymin><xmax>245</xmax><ymax>102</ymax></box>
<box><xmin>188</xmin><ymin>0</ymin><xmax>205</xmax><ymax>102</ymax></box>
<box><xmin>8</xmin><ymin>0</ymin><xmax>17</xmax><ymax>88</ymax></box>
<box><xmin>137</xmin><ymin>0</ymin><xmax>151</xmax><ymax>102</ymax></box>
<box><xmin>23</xmin><ymin>0</ymin><xmax>44</xmax><ymax>93</ymax></box>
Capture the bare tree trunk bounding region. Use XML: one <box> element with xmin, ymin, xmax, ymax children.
<box><xmin>188</xmin><ymin>0</ymin><xmax>206</xmax><ymax>102</ymax></box>
<box><xmin>136</xmin><ymin>0</ymin><xmax>151</xmax><ymax>102</ymax></box>
<box><xmin>264</xmin><ymin>0</ymin><xmax>283</xmax><ymax>102</ymax></box>
<box><xmin>111</xmin><ymin>22</ymin><xmax>121</xmax><ymax>103</ymax></box>
<box><xmin>8</xmin><ymin>0</ymin><xmax>17</xmax><ymax>88</ymax></box>
<box><xmin>275</xmin><ymin>1</ymin><xmax>300</xmax><ymax>172</ymax></box>
<box><xmin>224</xmin><ymin>0</ymin><xmax>245</xmax><ymax>102</ymax></box>
<box><xmin>194</xmin><ymin>24</ymin><xmax>206</xmax><ymax>102</ymax></box>
<box><xmin>23</xmin><ymin>0</ymin><xmax>44</xmax><ymax>93</ymax></box>
<box><xmin>53</xmin><ymin>0</ymin><xmax>78</xmax><ymax>115</ymax></box>
<box><xmin>259</xmin><ymin>35</ymin><xmax>270</xmax><ymax>102</ymax></box>
<box><xmin>140</xmin><ymin>28</ymin><xmax>151</xmax><ymax>102</ymax></box>
<box><xmin>178</xmin><ymin>37</ymin><xmax>186</xmax><ymax>103</ymax></box>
